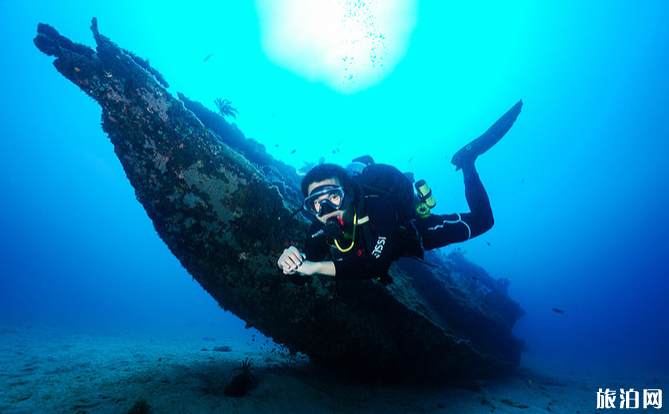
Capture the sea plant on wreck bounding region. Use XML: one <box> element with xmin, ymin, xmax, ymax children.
<box><xmin>214</xmin><ymin>97</ymin><xmax>239</xmax><ymax>119</ymax></box>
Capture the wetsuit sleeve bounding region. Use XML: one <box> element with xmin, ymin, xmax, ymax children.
<box><xmin>333</xmin><ymin>197</ymin><xmax>399</xmax><ymax>281</ymax></box>
<box><xmin>302</xmin><ymin>221</ymin><xmax>329</xmax><ymax>261</ymax></box>
<box><xmin>418</xmin><ymin>172</ymin><xmax>494</xmax><ymax>250</ymax></box>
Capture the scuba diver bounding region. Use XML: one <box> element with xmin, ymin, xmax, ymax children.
<box><xmin>277</xmin><ymin>100</ymin><xmax>523</xmax><ymax>284</ymax></box>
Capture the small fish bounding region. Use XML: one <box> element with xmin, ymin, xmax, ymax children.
<box><xmin>472</xmin><ymin>276</ymin><xmax>480</xmax><ymax>281</ymax></box>
<box><xmin>274</xmin><ymin>144</ymin><xmax>279</xmax><ymax>147</ymax></box>
<box><xmin>203</xmin><ymin>53</ymin><xmax>214</xmax><ymax>62</ymax></box>
<box><xmin>486</xmin><ymin>242</ymin><xmax>491</xmax><ymax>246</ymax></box>
<box><xmin>408</xmin><ymin>157</ymin><xmax>413</xmax><ymax>163</ymax></box>
<box><xmin>552</xmin><ymin>308</ymin><xmax>564</xmax><ymax>314</ymax></box>
<box><xmin>291</xmin><ymin>149</ymin><xmax>297</xmax><ymax>154</ymax></box>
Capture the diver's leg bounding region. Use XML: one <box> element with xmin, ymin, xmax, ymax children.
<box><xmin>461</xmin><ymin>167</ymin><xmax>494</xmax><ymax>236</ymax></box>
<box><xmin>451</xmin><ymin>100</ymin><xmax>523</xmax><ymax>170</ymax></box>
<box><xmin>417</xmin><ymin>164</ymin><xmax>493</xmax><ymax>250</ymax></box>
<box><xmin>417</xmin><ymin>98</ymin><xmax>522</xmax><ymax>250</ymax></box>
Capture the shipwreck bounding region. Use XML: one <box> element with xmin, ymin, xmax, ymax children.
<box><xmin>34</xmin><ymin>19</ymin><xmax>524</xmax><ymax>381</ymax></box>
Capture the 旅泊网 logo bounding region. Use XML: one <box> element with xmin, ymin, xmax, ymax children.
<box><xmin>597</xmin><ymin>388</ymin><xmax>662</xmax><ymax>409</ymax></box>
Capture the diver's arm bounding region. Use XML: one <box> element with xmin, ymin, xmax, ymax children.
<box><xmin>278</xmin><ymin>246</ymin><xmax>336</xmax><ymax>277</ymax></box>
<box><xmin>295</xmin><ymin>260</ymin><xmax>336</xmax><ymax>277</ymax></box>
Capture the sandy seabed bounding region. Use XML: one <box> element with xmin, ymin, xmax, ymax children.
<box><xmin>0</xmin><ymin>321</ymin><xmax>665</xmax><ymax>414</ymax></box>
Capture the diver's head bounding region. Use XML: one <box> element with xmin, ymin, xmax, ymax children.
<box><xmin>302</xmin><ymin>164</ymin><xmax>356</xmax><ymax>223</ymax></box>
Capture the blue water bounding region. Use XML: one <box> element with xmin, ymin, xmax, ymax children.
<box><xmin>2</xmin><ymin>0</ymin><xmax>668</xmax><ymax>380</ymax></box>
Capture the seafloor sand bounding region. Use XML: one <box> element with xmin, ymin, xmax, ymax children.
<box><xmin>1</xmin><ymin>321</ymin><xmax>665</xmax><ymax>414</ymax></box>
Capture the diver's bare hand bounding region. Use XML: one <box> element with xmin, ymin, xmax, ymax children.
<box><xmin>277</xmin><ymin>246</ymin><xmax>306</xmax><ymax>274</ymax></box>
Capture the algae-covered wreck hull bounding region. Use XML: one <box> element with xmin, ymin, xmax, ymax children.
<box><xmin>34</xmin><ymin>19</ymin><xmax>524</xmax><ymax>380</ymax></box>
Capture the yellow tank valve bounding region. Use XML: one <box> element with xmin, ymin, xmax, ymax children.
<box><xmin>414</xmin><ymin>180</ymin><xmax>436</xmax><ymax>218</ymax></box>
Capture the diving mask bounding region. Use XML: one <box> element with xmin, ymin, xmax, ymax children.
<box><xmin>303</xmin><ymin>185</ymin><xmax>345</xmax><ymax>217</ymax></box>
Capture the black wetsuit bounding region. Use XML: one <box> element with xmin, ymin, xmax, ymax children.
<box><xmin>303</xmin><ymin>173</ymin><xmax>493</xmax><ymax>282</ymax></box>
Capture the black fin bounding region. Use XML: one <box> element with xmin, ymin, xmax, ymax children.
<box><xmin>451</xmin><ymin>100</ymin><xmax>523</xmax><ymax>170</ymax></box>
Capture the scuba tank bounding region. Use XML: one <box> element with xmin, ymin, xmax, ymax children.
<box><xmin>414</xmin><ymin>179</ymin><xmax>436</xmax><ymax>218</ymax></box>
